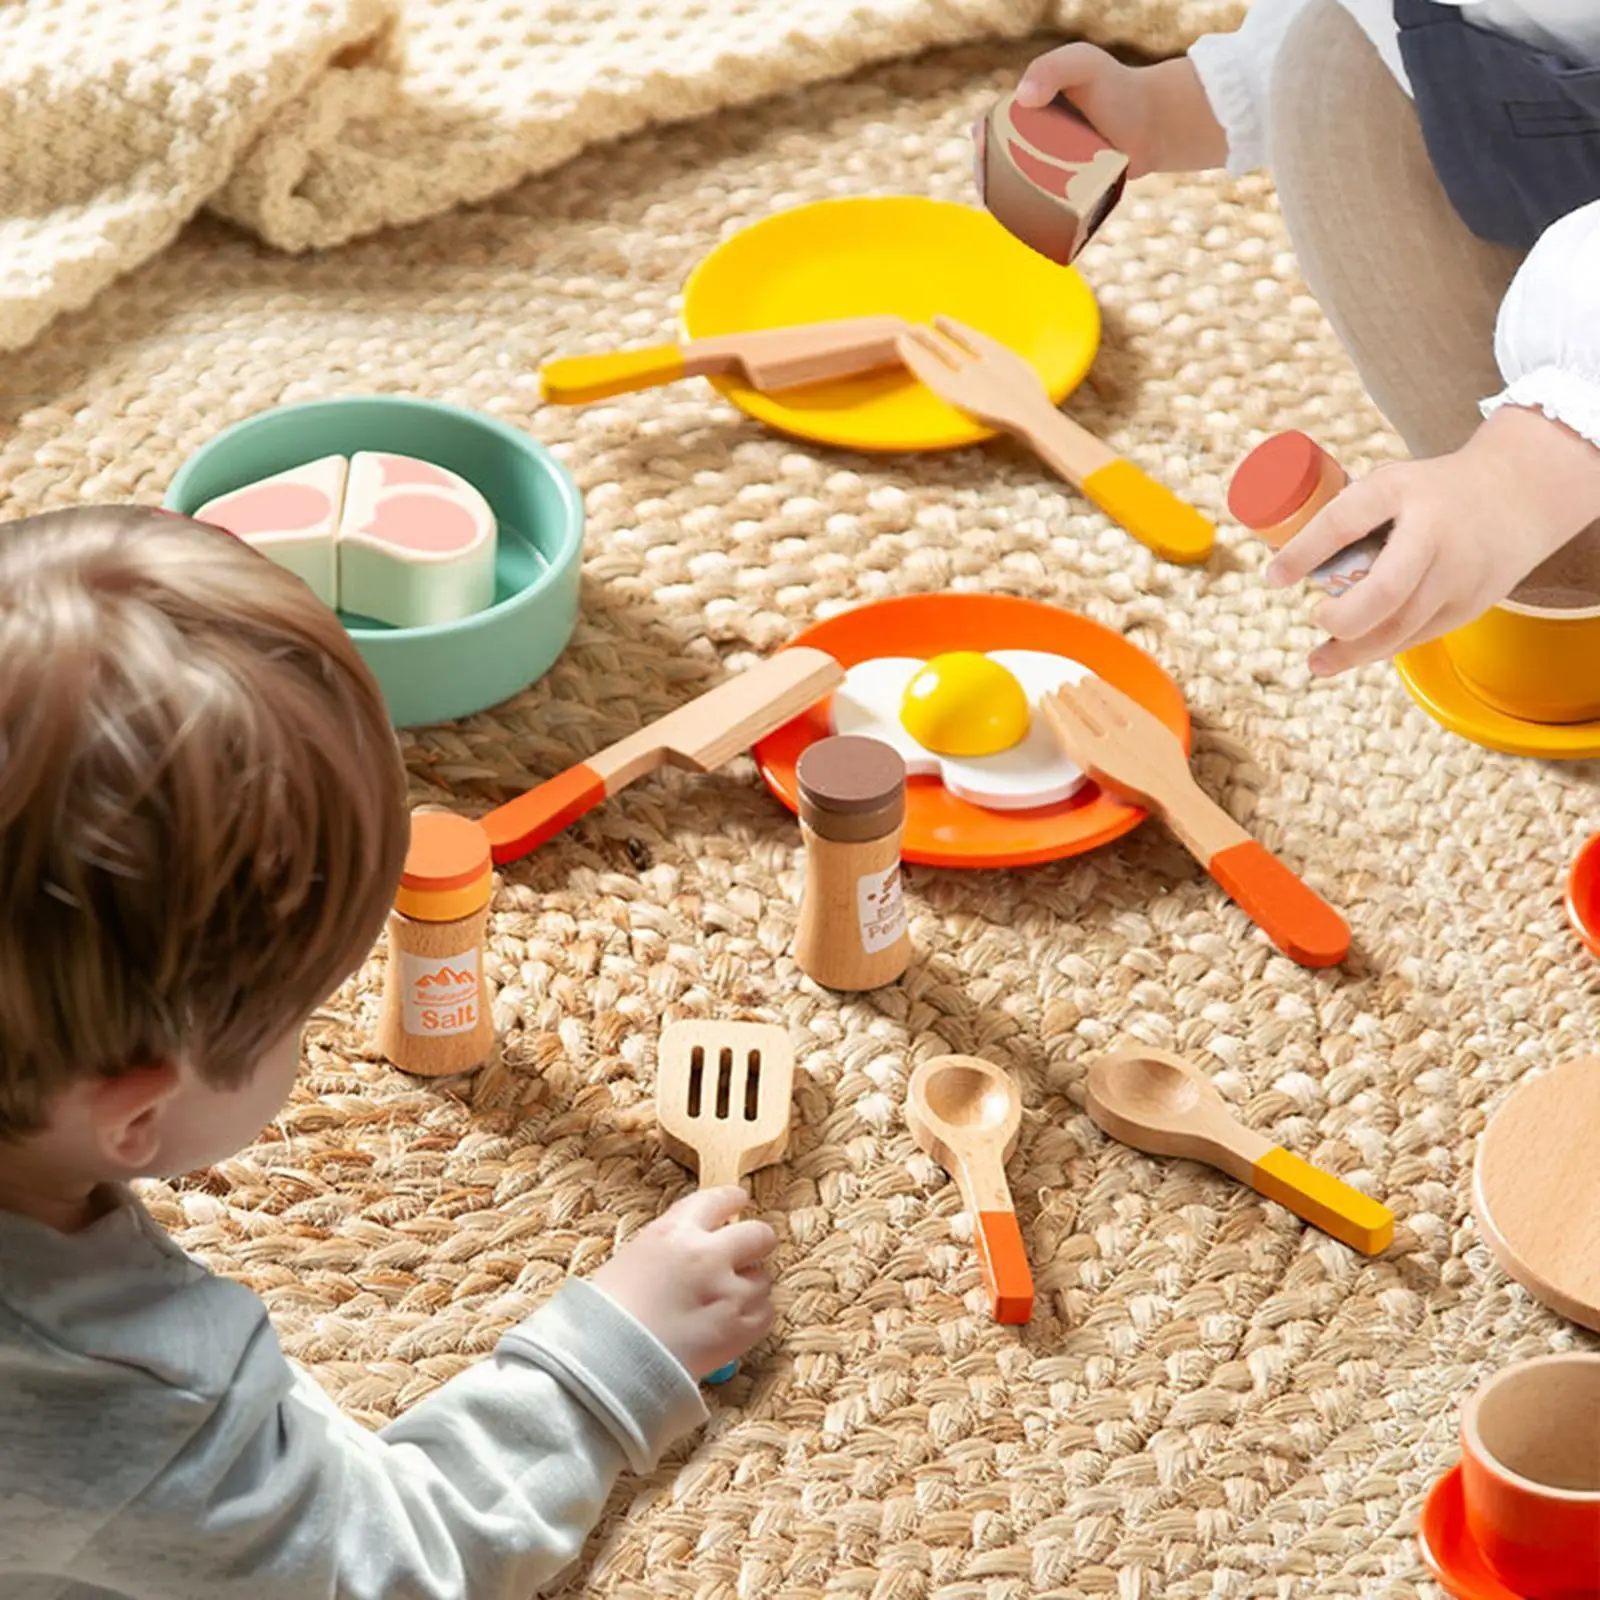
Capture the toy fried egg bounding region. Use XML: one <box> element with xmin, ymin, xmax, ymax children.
<box><xmin>829</xmin><ymin>649</ymin><xmax>1094</xmax><ymax>811</ymax></box>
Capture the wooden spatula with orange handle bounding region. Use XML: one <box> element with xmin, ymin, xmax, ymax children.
<box><xmin>1043</xmin><ymin>677</ymin><xmax>1349</xmax><ymax>968</ymax></box>
<box><xmin>480</xmin><ymin>648</ymin><xmax>843</xmax><ymax>864</ymax></box>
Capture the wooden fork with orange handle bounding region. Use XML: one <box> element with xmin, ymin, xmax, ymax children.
<box><xmin>1043</xmin><ymin>677</ymin><xmax>1350</xmax><ymax>968</ymax></box>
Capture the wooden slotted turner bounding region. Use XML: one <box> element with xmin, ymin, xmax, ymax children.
<box><xmin>657</xmin><ymin>1021</ymin><xmax>795</xmax><ymax>1191</ymax></box>
<box><xmin>657</xmin><ymin>1020</ymin><xmax>795</xmax><ymax>1384</ymax></box>
<box><xmin>1043</xmin><ymin>676</ymin><xmax>1350</xmax><ymax>968</ymax></box>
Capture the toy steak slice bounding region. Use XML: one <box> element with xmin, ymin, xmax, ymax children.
<box><xmin>981</xmin><ymin>92</ymin><xmax>1128</xmax><ymax>265</ymax></box>
<box><xmin>193</xmin><ymin>456</ymin><xmax>346</xmax><ymax>610</ymax></box>
<box><xmin>196</xmin><ymin>451</ymin><xmax>497</xmax><ymax>628</ymax></box>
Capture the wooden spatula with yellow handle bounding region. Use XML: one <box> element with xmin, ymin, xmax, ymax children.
<box><xmin>894</xmin><ymin>315</ymin><xmax>1214</xmax><ymax>565</ymax></box>
<box><xmin>540</xmin><ymin>316</ymin><xmax>909</xmax><ymax>404</ymax></box>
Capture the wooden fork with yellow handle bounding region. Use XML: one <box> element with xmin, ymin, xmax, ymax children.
<box><xmin>895</xmin><ymin>316</ymin><xmax>1214</xmax><ymax>565</ymax></box>
<box><xmin>1043</xmin><ymin>676</ymin><xmax>1350</xmax><ymax>967</ymax></box>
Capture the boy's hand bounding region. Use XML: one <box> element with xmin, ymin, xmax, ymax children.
<box><xmin>1268</xmin><ymin>407</ymin><xmax>1600</xmax><ymax>676</ymax></box>
<box><xmin>591</xmin><ymin>1188</ymin><xmax>777</xmax><ymax>1378</ymax></box>
<box><xmin>975</xmin><ymin>48</ymin><xmax>1227</xmax><ymax>180</ymax></box>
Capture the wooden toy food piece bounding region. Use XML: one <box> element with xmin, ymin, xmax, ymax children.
<box><xmin>1043</xmin><ymin>676</ymin><xmax>1350</xmax><ymax>967</ymax></box>
<box><xmin>980</xmin><ymin>92</ymin><xmax>1128</xmax><ymax>265</ymax></box>
<box><xmin>540</xmin><ymin>316</ymin><xmax>910</xmax><ymax>404</ymax></box>
<box><xmin>895</xmin><ymin>317</ymin><xmax>1214</xmax><ymax>565</ymax></box>
<box><xmin>1228</xmin><ymin>431</ymin><xmax>1390</xmax><ymax>594</ymax></box>
<box><xmin>338</xmin><ymin>452</ymin><xmax>497</xmax><ymax>628</ymax></box>
<box><xmin>1087</xmin><ymin>1048</ymin><xmax>1394</xmax><ymax>1255</ymax></box>
<box><xmin>197</xmin><ymin>451</ymin><xmax>497</xmax><ymax>628</ymax></box>
<box><xmin>480</xmin><ymin>647</ymin><xmax>845</xmax><ymax>864</ymax></box>
<box><xmin>906</xmin><ymin>1054</ymin><xmax>1033</xmax><ymax>1324</ymax></box>
<box><xmin>792</xmin><ymin>735</ymin><xmax>913</xmax><ymax>991</ymax></box>
<box><xmin>1473</xmin><ymin>1054</ymin><xmax>1600</xmax><ymax>1331</ymax></box>
<box><xmin>194</xmin><ymin>455</ymin><xmax>346</xmax><ymax>609</ymax></box>
<box><xmin>378</xmin><ymin>811</ymin><xmax>497</xmax><ymax>1077</ymax></box>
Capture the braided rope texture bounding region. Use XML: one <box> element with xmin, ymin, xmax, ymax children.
<box><xmin>0</xmin><ymin>0</ymin><xmax>1242</xmax><ymax>353</ymax></box>
<box><xmin>4</xmin><ymin>26</ymin><xmax>1598</xmax><ymax>1600</ymax></box>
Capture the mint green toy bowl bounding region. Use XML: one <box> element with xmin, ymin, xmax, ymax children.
<box><xmin>164</xmin><ymin>396</ymin><xmax>584</xmax><ymax>729</ymax></box>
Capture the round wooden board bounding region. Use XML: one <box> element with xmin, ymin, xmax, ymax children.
<box><xmin>1472</xmin><ymin>1055</ymin><xmax>1600</xmax><ymax>1332</ymax></box>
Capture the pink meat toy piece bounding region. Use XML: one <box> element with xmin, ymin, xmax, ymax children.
<box><xmin>980</xmin><ymin>91</ymin><xmax>1128</xmax><ymax>266</ymax></box>
<box><xmin>195</xmin><ymin>456</ymin><xmax>346</xmax><ymax>610</ymax></box>
<box><xmin>337</xmin><ymin>453</ymin><xmax>498</xmax><ymax>629</ymax></box>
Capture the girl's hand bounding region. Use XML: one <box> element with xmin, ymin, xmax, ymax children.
<box><xmin>1267</xmin><ymin>407</ymin><xmax>1600</xmax><ymax>676</ymax></box>
<box><xmin>975</xmin><ymin>48</ymin><xmax>1227</xmax><ymax>181</ymax></box>
<box><xmin>590</xmin><ymin>1187</ymin><xmax>776</xmax><ymax>1379</ymax></box>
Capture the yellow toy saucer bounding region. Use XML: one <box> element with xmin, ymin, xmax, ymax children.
<box><xmin>680</xmin><ymin>196</ymin><xmax>1100</xmax><ymax>453</ymax></box>
<box><xmin>1394</xmin><ymin>638</ymin><xmax>1600</xmax><ymax>760</ymax></box>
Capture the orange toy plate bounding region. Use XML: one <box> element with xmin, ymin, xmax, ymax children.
<box><xmin>1566</xmin><ymin>833</ymin><xmax>1600</xmax><ymax>957</ymax></box>
<box><xmin>753</xmin><ymin>593</ymin><xmax>1189</xmax><ymax>869</ymax></box>
<box><xmin>1419</xmin><ymin>1468</ymin><xmax>1524</xmax><ymax>1600</ymax></box>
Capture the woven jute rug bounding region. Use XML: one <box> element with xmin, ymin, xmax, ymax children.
<box><xmin>5</xmin><ymin>30</ymin><xmax>1598</xmax><ymax>1600</ymax></box>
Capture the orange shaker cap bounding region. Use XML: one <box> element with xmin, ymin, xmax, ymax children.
<box><xmin>1228</xmin><ymin>431</ymin><xmax>1327</xmax><ymax>530</ymax></box>
<box><xmin>401</xmin><ymin>811</ymin><xmax>492</xmax><ymax>891</ymax></box>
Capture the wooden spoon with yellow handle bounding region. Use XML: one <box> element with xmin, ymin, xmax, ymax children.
<box><xmin>1087</xmin><ymin>1047</ymin><xmax>1394</xmax><ymax>1255</ymax></box>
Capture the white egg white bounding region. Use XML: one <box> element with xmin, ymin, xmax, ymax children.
<box><xmin>829</xmin><ymin>650</ymin><xmax>1094</xmax><ymax>811</ymax></box>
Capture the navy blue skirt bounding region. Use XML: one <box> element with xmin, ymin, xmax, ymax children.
<box><xmin>1395</xmin><ymin>0</ymin><xmax>1600</xmax><ymax>250</ymax></box>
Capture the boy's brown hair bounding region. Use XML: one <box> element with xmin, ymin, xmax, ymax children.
<box><xmin>0</xmin><ymin>506</ymin><xmax>409</xmax><ymax>1139</ymax></box>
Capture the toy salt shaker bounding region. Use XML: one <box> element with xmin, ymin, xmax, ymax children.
<box><xmin>793</xmin><ymin>735</ymin><xmax>913</xmax><ymax>991</ymax></box>
<box><xmin>1228</xmin><ymin>431</ymin><xmax>1390</xmax><ymax>594</ymax></box>
<box><xmin>378</xmin><ymin>810</ymin><xmax>496</xmax><ymax>1076</ymax></box>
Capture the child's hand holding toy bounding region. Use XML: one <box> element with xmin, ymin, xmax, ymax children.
<box><xmin>592</xmin><ymin>1188</ymin><xmax>777</xmax><ymax>1379</ymax></box>
<box><xmin>1267</xmin><ymin>407</ymin><xmax>1600</xmax><ymax>677</ymax></box>
<box><xmin>976</xmin><ymin>45</ymin><xmax>1226</xmax><ymax>179</ymax></box>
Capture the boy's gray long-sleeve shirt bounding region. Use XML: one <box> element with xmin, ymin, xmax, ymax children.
<box><xmin>0</xmin><ymin>1187</ymin><xmax>708</xmax><ymax>1599</ymax></box>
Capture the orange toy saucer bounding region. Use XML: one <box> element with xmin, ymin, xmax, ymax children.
<box><xmin>753</xmin><ymin>594</ymin><xmax>1189</xmax><ymax>869</ymax></box>
<box><xmin>1419</xmin><ymin>1468</ymin><xmax>1524</xmax><ymax>1600</ymax></box>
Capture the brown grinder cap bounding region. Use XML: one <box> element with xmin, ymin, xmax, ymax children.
<box><xmin>798</xmin><ymin>736</ymin><xmax>905</xmax><ymax>842</ymax></box>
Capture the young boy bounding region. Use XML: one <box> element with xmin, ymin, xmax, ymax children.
<box><xmin>0</xmin><ymin>506</ymin><xmax>777</xmax><ymax>1599</ymax></box>
<box><xmin>991</xmin><ymin>0</ymin><xmax>1600</xmax><ymax>677</ymax></box>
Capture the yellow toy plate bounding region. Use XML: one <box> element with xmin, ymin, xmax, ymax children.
<box><xmin>1395</xmin><ymin>640</ymin><xmax>1600</xmax><ymax>759</ymax></box>
<box><xmin>681</xmin><ymin>196</ymin><xmax>1101</xmax><ymax>453</ymax></box>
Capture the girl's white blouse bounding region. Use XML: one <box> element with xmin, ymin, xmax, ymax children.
<box><xmin>1190</xmin><ymin>0</ymin><xmax>1600</xmax><ymax>450</ymax></box>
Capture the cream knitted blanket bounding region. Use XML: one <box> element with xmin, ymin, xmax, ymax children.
<box><xmin>0</xmin><ymin>0</ymin><xmax>1244</xmax><ymax>356</ymax></box>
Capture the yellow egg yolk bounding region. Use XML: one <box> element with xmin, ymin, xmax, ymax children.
<box><xmin>899</xmin><ymin>652</ymin><xmax>1030</xmax><ymax>757</ymax></box>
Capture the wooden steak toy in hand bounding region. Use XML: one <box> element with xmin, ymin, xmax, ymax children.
<box><xmin>196</xmin><ymin>452</ymin><xmax>497</xmax><ymax>629</ymax></box>
<box><xmin>980</xmin><ymin>92</ymin><xmax>1128</xmax><ymax>266</ymax></box>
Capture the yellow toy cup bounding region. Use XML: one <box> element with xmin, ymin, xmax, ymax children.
<box><xmin>1443</xmin><ymin>531</ymin><xmax>1600</xmax><ymax>724</ymax></box>
<box><xmin>1444</xmin><ymin>595</ymin><xmax>1600</xmax><ymax>724</ymax></box>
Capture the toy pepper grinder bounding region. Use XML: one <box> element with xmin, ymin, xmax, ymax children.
<box><xmin>1228</xmin><ymin>431</ymin><xmax>1390</xmax><ymax>594</ymax></box>
<box><xmin>793</xmin><ymin>735</ymin><xmax>913</xmax><ymax>991</ymax></box>
<box><xmin>378</xmin><ymin>810</ymin><xmax>496</xmax><ymax>1076</ymax></box>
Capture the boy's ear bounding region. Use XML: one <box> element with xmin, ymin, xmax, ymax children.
<box><xmin>90</xmin><ymin>1062</ymin><xmax>183</xmax><ymax>1171</ymax></box>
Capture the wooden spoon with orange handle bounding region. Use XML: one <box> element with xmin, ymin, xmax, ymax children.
<box><xmin>906</xmin><ymin>1055</ymin><xmax>1033</xmax><ymax>1324</ymax></box>
<box><xmin>1088</xmin><ymin>1047</ymin><xmax>1394</xmax><ymax>1255</ymax></box>
<box><xmin>1043</xmin><ymin>677</ymin><xmax>1349</xmax><ymax>968</ymax></box>
<box><xmin>480</xmin><ymin>648</ymin><xmax>844</xmax><ymax>864</ymax></box>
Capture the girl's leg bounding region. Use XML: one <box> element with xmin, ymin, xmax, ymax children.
<box><xmin>1267</xmin><ymin>0</ymin><xmax>1526</xmax><ymax>459</ymax></box>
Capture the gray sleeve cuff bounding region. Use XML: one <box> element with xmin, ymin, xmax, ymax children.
<box><xmin>497</xmin><ymin>1280</ymin><xmax>707</xmax><ymax>1474</ymax></box>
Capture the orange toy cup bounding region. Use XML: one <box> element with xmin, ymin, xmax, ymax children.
<box><xmin>1458</xmin><ymin>1354</ymin><xmax>1600</xmax><ymax>1597</ymax></box>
